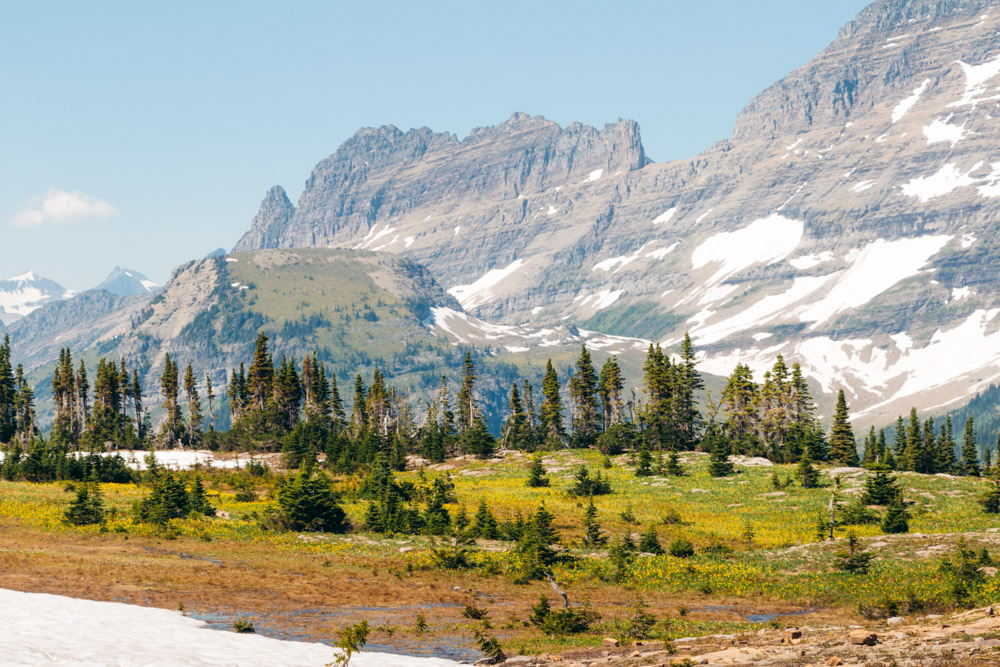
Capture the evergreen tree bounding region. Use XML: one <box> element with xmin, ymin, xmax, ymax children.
<box><xmin>706</xmin><ymin>422</ymin><xmax>735</xmax><ymax>477</ymax></box>
<box><xmin>526</xmin><ymin>455</ymin><xmax>550</xmax><ymax>488</ymax></box>
<box><xmin>664</xmin><ymin>447</ymin><xmax>685</xmax><ymax>476</ymax></box>
<box><xmin>539</xmin><ymin>360</ymin><xmax>564</xmax><ymax>447</ymax></box>
<box><xmin>721</xmin><ymin>364</ymin><xmax>759</xmax><ymax>456</ymax></box>
<box><xmin>516</xmin><ymin>503</ymin><xmax>561</xmax><ymax>580</ymax></box>
<box><xmin>183</xmin><ymin>363</ymin><xmax>203</xmax><ymax>448</ymax></box>
<box><xmin>861</xmin><ymin>465</ymin><xmax>902</xmax><ymax>506</ymax></box>
<box><xmin>580</xmin><ymin>498</ymin><xmax>607</xmax><ymax>548</ymax></box>
<box><xmin>638</xmin><ymin>525</ymin><xmax>663</xmax><ymax>555</ymax></box>
<box><xmin>277</xmin><ymin>470</ymin><xmax>348</xmax><ymax>532</ymax></box>
<box><xmin>63</xmin><ymin>477</ymin><xmax>105</xmax><ymax>526</ymax></box>
<box><xmin>464</xmin><ymin>414</ymin><xmax>495</xmax><ymax>459</ymax></box>
<box><xmin>598</xmin><ymin>356</ymin><xmax>625</xmax><ymax>429</ymax></box>
<box><xmin>502</xmin><ymin>383</ymin><xmax>532</xmax><ymax>451</ymax></box>
<box><xmin>159</xmin><ymin>354</ymin><xmax>182</xmax><ymax>446</ymax></box>
<box><xmin>828</xmin><ymin>390</ymin><xmax>859</xmax><ymax>465</ymax></box>
<box><xmin>635</xmin><ymin>441</ymin><xmax>653</xmax><ymax>477</ymax></box>
<box><xmin>204</xmin><ymin>372</ymin><xmax>216</xmax><ymax>432</ymax></box>
<box><xmin>470</xmin><ymin>500</ymin><xmax>499</xmax><ymax>539</ymax></box>
<box><xmin>569</xmin><ymin>345</ymin><xmax>601</xmax><ymax>448</ymax></box>
<box><xmin>0</xmin><ymin>336</ymin><xmax>16</xmax><ymax>443</ymax></box>
<box><xmin>962</xmin><ymin>417</ymin><xmax>980</xmax><ymax>477</ymax></box>
<box><xmin>248</xmin><ymin>333</ymin><xmax>273</xmax><ymax>412</ymax></box>
<box><xmin>882</xmin><ymin>495</ymin><xmax>910</xmax><ymax>534</ymax></box>
<box><xmin>456</xmin><ymin>352</ymin><xmax>477</xmax><ymax>434</ymax></box>
<box><xmin>798</xmin><ymin>453</ymin><xmax>820</xmax><ymax>488</ymax></box>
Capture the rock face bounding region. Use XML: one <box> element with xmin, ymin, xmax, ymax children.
<box><xmin>231</xmin><ymin>0</ymin><xmax>1000</xmax><ymax>421</ymax></box>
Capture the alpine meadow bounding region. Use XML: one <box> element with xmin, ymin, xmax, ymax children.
<box><xmin>8</xmin><ymin>1</ymin><xmax>1000</xmax><ymax>665</ymax></box>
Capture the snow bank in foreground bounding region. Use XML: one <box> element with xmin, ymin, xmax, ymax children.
<box><xmin>0</xmin><ymin>589</ymin><xmax>458</xmax><ymax>667</ymax></box>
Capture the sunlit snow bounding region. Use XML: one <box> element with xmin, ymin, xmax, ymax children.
<box><xmin>900</xmin><ymin>162</ymin><xmax>981</xmax><ymax>202</ymax></box>
<box><xmin>892</xmin><ymin>79</ymin><xmax>930</xmax><ymax>123</ymax></box>
<box><xmin>652</xmin><ymin>208</ymin><xmax>676</xmax><ymax>225</ymax></box>
<box><xmin>691</xmin><ymin>214</ymin><xmax>804</xmax><ymax>286</ymax></box>
<box><xmin>0</xmin><ymin>588</ymin><xmax>456</xmax><ymax>667</ymax></box>
<box><xmin>798</xmin><ymin>235</ymin><xmax>952</xmax><ymax>328</ymax></box>
<box><xmin>447</xmin><ymin>259</ymin><xmax>525</xmax><ymax>309</ymax></box>
<box><xmin>789</xmin><ymin>252</ymin><xmax>834</xmax><ymax>270</ymax></box>
<box><xmin>923</xmin><ymin>116</ymin><xmax>965</xmax><ymax>145</ymax></box>
<box><xmin>581</xmin><ymin>169</ymin><xmax>603</xmax><ymax>183</ymax></box>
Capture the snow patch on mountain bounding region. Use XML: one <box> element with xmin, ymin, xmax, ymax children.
<box><xmin>652</xmin><ymin>208</ymin><xmax>676</xmax><ymax>225</ymax></box>
<box><xmin>691</xmin><ymin>214</ymin><xmax>804</xmax><ymax>286</ymax></box>
<box><xmin>0</xmin><ymin>272</ymin><xmax>74</xmax><ymax>324</ymax></box>
<box><xmin>447</xmin><ymin>258</ymin><xmax>526</xmax><ymax>309</ymax></box>
<box><xmin>900</xmin><ymin>162</ymin><xmax>981</xmax><ymax>202</ymax></box>
<box><xmin>798</xmin><ymin>235</ymin><xmax>952</xmax><ymax>328</ymax></box>
<box><xmin>923</xmin><ymin>116</ymin><xmax>966</xmax><ymax>145</ymax></box>
<box><xmin>892</xmin><ymin>79</ymin><xmax>930</xmax><ymax>123</ymax></box>
<box><xmin>789</xmin><ymin>251</ymin><xmax>834</xmax><ymax>270</ymax></box>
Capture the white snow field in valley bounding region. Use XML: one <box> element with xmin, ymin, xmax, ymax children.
<box><xmin>0</xmin><ymin>589</ymin><xmax>459</xmax><ymax>667</ymax></box>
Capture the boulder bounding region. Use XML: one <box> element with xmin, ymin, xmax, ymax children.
<box><xmin>848</xmin><ymin>629</ymin><xmax>878</xmax><ymax>645</ymax></box>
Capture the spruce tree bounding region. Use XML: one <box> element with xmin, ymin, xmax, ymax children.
<box><xmin>962</xmin><ymin>417</ymin><xmax>980</xmax><ymax>477</ymax></box>
<box><xmin>664</xmin><ymin>447</ymin><xmax>685</xmax><ymax>476</ymax></box>
<box><xmin>639</xmin><ymin>525</ymin><xmax>663</xmax><ymax>555</ymax></box>
<box><xmin>63</xmin><ymin>478</ymin><xmax>105</xmax><ymax>526</ymax></box>
<box><xmin>934</xmin><ymin>416</ymin><xmax>956</xmax><ymax>473</ymax></box>
<box><xmin>581</xmin><ymin>499</ymin><xmax>607</xmax><ymax>548</ymax></box>
<box><xmin>598</xmin><ymin>356</ymin><xmax>625</xmax><ymax>430</ymax></box>
<box><xmin>539</xmin><ymin>360</ymin><xmax>564</xmax><ymax>448</ymax></box>
<box><xmin>721</xmin><ymin>364</ymin><xmax>759</xmax><ymax>455</ymax></box>
<box><xmin>526</xmin><ymin>455</ymin><xmax>550</xmax><ymax>488</ymax></box>
<box><xmin>470</xmin><ymin>500</ymin><xmax>499</xmax><ymax>539</ymax></box>
<box><xmin>183</xmin><ymin>363</ymin><xmax>203</xmax><ymax>448</ymax></box>
<box><xmin>635</xmin><ymin>441</ymin><xmax>653</xmax><ymax>477</ymax></box>
<box><xmin>828</xmin><ymin>390</ymin><xmax>859</xmax><ymax>466</ymax></box>
<box><xmin>798</xmin><ymin>453</ymin><xmax>820</xmax><ymax>488</ymax></box>
<box><xmin>882</xmin><ymin>495</ymin><xmax>910</xmax><ymax>534</ymax></box>
<box><xmin>248</xmin><ymin>333</ymin><xmax>273</xmax><ymax>412</ymax></box>
<box><xmin>569</xmin><ymin>345</ymin><xmax>601</xmax><ymax>448</ymax></box>
<box><xmin>159</xmin><ymin>354</ymin><xmax>182</xmax><ymax>446</ymax></box>
<box><xmin>706</xmin><ymin>422</ymin><xmax>735</xmax><ymax>477</ymax></box>
<box><xmin>456</xmin><ymin>352</ymin><xmax>477</xmax><ymax>434</ymax></box>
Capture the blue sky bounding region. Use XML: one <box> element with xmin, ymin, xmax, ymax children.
<box><xmin>0</xmin><ymin>0</ymin><xmax>870</xmax><ymax>290</ymax></box>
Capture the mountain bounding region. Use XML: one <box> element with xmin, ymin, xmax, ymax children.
<box><xmin>232</xmin><ymin>0</ymin><xmax>1000</xmax><ymax>425</ymax></box>
<box><xmin>0</xmin><ymin>272</ymin><xmax>74</xmax><ymax>325</ymax></box>
<box><xmin>94</xmin><ymin>266</ymin><xmax>159</xmax><ymax>296</ymax></box>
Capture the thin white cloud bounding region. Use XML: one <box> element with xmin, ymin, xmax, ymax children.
<box><xmin>12</xmin><ymin>188</ymin><xmax>118</xmax><ymax>228</ymax></box>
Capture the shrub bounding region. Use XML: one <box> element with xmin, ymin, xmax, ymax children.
<box><xmin>232</xmin><ymin>617</ymin><xmax>255</xmax><ymax>633</ymax></box>
<box><xmin>834</xmin><ymin>532</ymin><xmax>873</xmax><ymax>574</ymax></box>
<box><xmin>669</xmin><ymin>538</ymin><xmax>695</xmax><ymax>559</ymax></box>
<box><xmin>567</xmin><ymin>465</ymin><xmax>612</xmax><ymax>497</ymax></box>
<box><xmin>276</xmin><ymin>470</ymin><xmax>348</xmax><ymax>533</ymax></box>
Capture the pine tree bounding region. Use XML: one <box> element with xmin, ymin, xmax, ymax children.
<box><xmin>639</xmin><ymin>525</ymin><xmax>663</xmax><ymax>555</ymax></box>
<box><xmin>248</xmin><ymin>333</ymin><xmax>273</xmax><ymax>412</ymax></box>
<box><xmin>204</xmin><ymin>372</ymin><xmax>215</xmax><ymax>432</ymax></box>
<box><xmin>635</xmin><ymin>441</ymin><xmax>653</xmax><ymax>477</ymax></box>
<box><xmin>798</xmin><ymin>453</ymin><xmax>820</xmax><ymax>488</ymax></box>
<box><xmin>882</xmin><ymin>495</ymin><xmax>910</xmax><ymax>534</ymax></box>
<box><xmin>64</xmin><ymin>478</ymin><xmax>105</xmax><ymax>526</ymax></box>
<box><xmin>706</xmin><ymin>422</ymin><xmax>735</xmax><ymax>477</ymax></box>
<box><xmin>159</xmin><ymin>354</ymin><xmax>182</xmax><ymax>446</ymax></box>
<box><xmin>183</xmin><ymin>363</ymin><xmax>203</xmax><ymax>448</ymax></box>
<box><xmin>569</xmin><ymin>345</ymin><xmax>601</xmax><ymax>448</ymax></box>
<box><xmin>721</xmin><ymin>364</ymin><xmax>759</xmax><ymax>455</ymax></box>
<box><xmin>539</xmin><ymin>360</ymin><xmax>564</xmax><ymax>448</ymax></box>
<box><xmin>581</xmin><ymin>499</ymin><xmax>607</xmax><ymax>548</ymax></box>
<box><xmin>470</xmin><ymin>499</ymin><xmax>499</xmax><ymax>539</ymax></box>
<box><xmin>0</xmin><ymin>336</ymin><xmax>15</xmax><ymax>443</ymax></box>
<box><xmin>456</xmin><ymin>352</ymin><xmax>477</xmax><ymax>434</ymax></box>
<box><xmin>664</xmin><ymin>447</ymin><xmax>685</xmax><ymax>476</ymax></box>
<box><xmin>526</xmin><ymin>455</ymin><xmax>550</xmax><ymax>488</ymax></box>
<box><xmin>828</xmin><ymin>390</ymin><xmax>859</xmax><ymax>465</ymax></box>
<box><xmin>131</xmin><ymin>370</ymin><xmax>146</xmax><ymax>443</ymax></box>
<box><xmin>598</xmin><ymin>356</ymin><xmax>625</xmax><ymax>429</ymax></box>
<box><xmin>503</xmin><ymin>383</ymin><xmax>531</xmax><ymax>451</ymax></box>
<box><xmin>861</xmin><ymin>465</ymin><xmax>902</xmax><ymax>506</ymax></box>
<box><xmin>962</xmin><ymin>417</ymin><xmax>980</xmax><ymax>477</ymax></box>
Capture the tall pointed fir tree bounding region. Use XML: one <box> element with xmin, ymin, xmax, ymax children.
<box><xmin>598</xmin><ymin>356</ymin><xmax>625</xmax><ymax>430</ymax></box>
<box><xmin>248</xmin><ymin>333</ymin><xmax>273</xmax><ymax>413</ymax></box>
<box><xmin>183</xmin><ymin>363</ymin><xmax>203</xmax><ymax>447</ymax></box>
<box><xmin>0</xmin><ymin>336</ymin><xmax>16</xmax><ymax>443</ymax></box>
<box><xmin>675</xmin><ymin>333</ymin><xmax>703</xmax><ymax>450</ymax></box>
<box><xmin>721</xmin><ymin>363</ymin><xmax>759</xmax><ymax>456</ymax></box>
<box><xmin>503</xmin><ymin>382</ymin><xmax>532</xmax><ymax>451</ymax></box>
<box><xmin>159</xmin><ymin>353</ymin><xmax>182</xmax><ymax>446</ymax></box>
<box><xmin>828</xmin><ymin>389</ymin><xmax>859</xmax><ymax>466</ymax></box>
<box><xmin>13</xmin><ymin>363</ymin><xmax>37</xmax><ymax>445</ymax></box>
<box><xmin>204</xmin><ymin>372</ymin><xmax>215</xmax><ymax>432</ymax></box>
<box><xmin>962</xmin><ymin>417</ymin><xmax>980</xmax><ymax>477</ymax></box>
<box><xmin>569</xmin><ymin>345</ymin><xmax>601</xmax><ymax>448</ymax></box>
<box><xmin>539</xmin><ymin>360</ymin><xmax>564</xmax><ymax>448</ymax></box>
<box><xmin>456</xmin><ymin>352</ymin><xmax>477</xmax><ymax>435</ymax></box>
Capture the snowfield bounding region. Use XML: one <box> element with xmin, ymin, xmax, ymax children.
<box><xmin>447</xmin><ymin>258</ymin><xmax>526</xmax><ymax>309</ymax></box>
<box><xmin>691</xmin><ymin>214</ymin><xmax>804</xmax><ymax>286</ymax></box>
<box><xmin>0</xmin><ymin>588</ymin><xmax>457</xmax><ymax>666</ymax></box>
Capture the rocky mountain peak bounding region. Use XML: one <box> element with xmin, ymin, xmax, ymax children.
<box><xmin>233</xmin><ymin>114</ymin><xmax>649</xmax><ymax>255</ymax></box>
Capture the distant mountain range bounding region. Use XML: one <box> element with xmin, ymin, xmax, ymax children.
<box><xmin>0</xmin><ymin>267</ymin><xmax>157</xmax><ymax>327</ymax></box>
